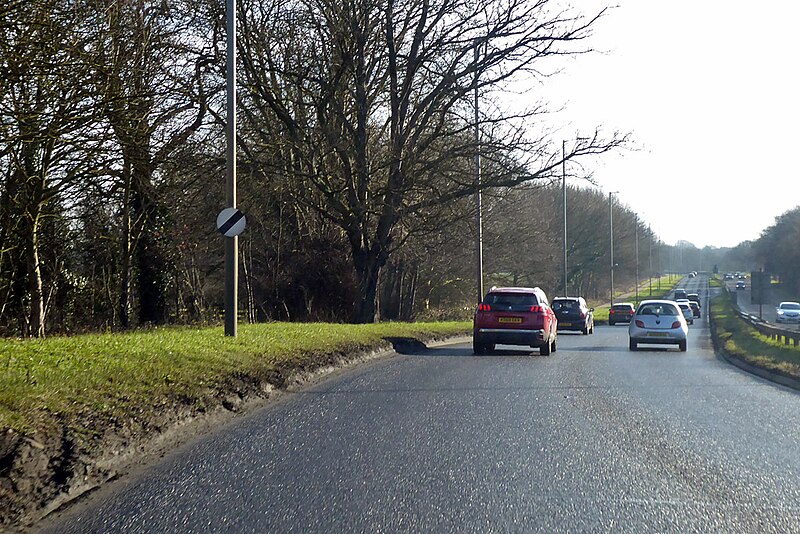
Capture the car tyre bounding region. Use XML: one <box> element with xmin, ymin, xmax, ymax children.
<box><xmin>629</xmin><ymin>339</ymin><xmax>637</xmax><ymax>351</ymax></box>
<box><xmin>609</xmin><ymin>320</ymin><xmax>615</xmax><ymax>326</ymax></box>
<box><xmin>679</xmin><ymin>340</ymin><xmax>687</xmax><ymax>352</ymax></box>
<box><xmin>540</xmin><ymin>339</ymin><xmax>551</xmax><ymax>356</ymax></box>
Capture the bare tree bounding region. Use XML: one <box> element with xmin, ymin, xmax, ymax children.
<box><xmin>239</xmin><ymin>0</ymin><xmax>625</xmax><ymax>323</ymax></box>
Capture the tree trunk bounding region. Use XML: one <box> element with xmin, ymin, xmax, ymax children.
<box><xmin>352</xmin><ymin>248</ymin><xmax>383</xmax><ymax>324</ymax></box>
<box><xmin>26</xmin><ymin>211</ymin><xmax>45</xmax><ymax>338</ymax></box>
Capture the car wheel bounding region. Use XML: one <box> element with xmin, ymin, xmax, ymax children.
<box><xmin>609</xmin><ymin>321</ymin><xmax>615</xmax><ymax>326</ymax></box>
<box><xmin>679</xmin><ymin>340</ymin><xmax>687</xmax><ymax>352</ymax></box>
<box><xmin>551</xmin><ymin>335</ymin><xmax>557</xmax><ymax>352</ymax></box>
<box><xmin>629</xmin><ymin>339</ymin><xmax>637</xmax><ymax>351</ymax></box>
<box><xmin>540</xmin><ymin>339</ymin><xmax>551</xmax><ymax>356</ymax></box>
<box><xmin>582</xmin><ymin>325</ymin><xmax>589</xmax><ymax>335</ymax></box>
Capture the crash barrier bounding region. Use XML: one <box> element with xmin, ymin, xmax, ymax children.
<box><xmin>726</xmin><ymin>287</ymin><xmax>800</xmax><ymax>347</ymax></box>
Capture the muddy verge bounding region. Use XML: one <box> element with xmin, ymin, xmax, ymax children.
<box><xmin>1</xmin><ymin>335</ymin><xmax>463</xmax><ymax>531</ymax></box>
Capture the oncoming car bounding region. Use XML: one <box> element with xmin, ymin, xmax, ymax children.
<box><xmin>775</xmin><ymin>301</ymin><xmax>800</xmax><ymax>324</ymax></box>
<box><xmin>473</xmin><ymin>287</ymin><xmax>558</xmax><ymax>355</ymax></box>
<box><xmin>628</xmin><ymin>300</ymin><xmax>689</xmax><ymax>352</ymax></box>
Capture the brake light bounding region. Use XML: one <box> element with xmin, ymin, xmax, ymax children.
<box><xmin>671</xmin><ymin>321</ymin><xmax>681</xmax><ymax>329</ymax></box>
<box><xmin>478</xmin><ymin>304</ymin><xmax>491</xmax><ymax>312</ymax></box>
<box><xmin>635</xmin><ymin>320</ymin><xmax>645</xmax><ymax>328</ymax></box>
<box><xmin>580</xmin><ymin>312</ymin><xmax>587</xmax><ymax>319</ymax></box>
<box><xmin>530</xmin><ymin>305</ymin><xmax>543</xmax><ymax>312</ymax></box>
<box><xmin>610</xmin><ymin>310</ymin><xmax>615</xmax><ymax>314</ymax></box>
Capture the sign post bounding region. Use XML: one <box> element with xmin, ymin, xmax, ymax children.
<box><xmin>225</xmin><ymin>0</ymin><xmax>238</xmax><ymax>336</ymax></box>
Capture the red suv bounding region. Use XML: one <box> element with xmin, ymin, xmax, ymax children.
<box><xmin>473</xmin><ymin>287</ymin><xmax>558</xmax><ymax>355</ymax></box>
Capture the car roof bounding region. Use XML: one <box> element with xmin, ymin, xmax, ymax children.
<box><xmin>779</xmin><ymin>301</ymin><xmax>800</xmax><ymax>306</ymax></box>
<box><xmin>488</xmin><ymin>286</ymin><xmax>539</xmax><ymax>293</ymax></box>
<box><xmin>637</xmin><ymin>299</ymin><xmax>678</xmax><ymax>306</ymax></box>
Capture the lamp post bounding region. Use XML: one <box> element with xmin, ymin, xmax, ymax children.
<box><xmin>562</xmin><ymin>140</ymin><xmax>567</xmax><ymax>298</ymax></box>
<box><xmin>634</xmin><ymin>217</ymin><xmax>639</xmax><ymax>306</ymax></box>
<box><xmin>609</xmin><ymin>191</ymin><xmax>619</xmax><ymax>306</ymax></box>
<box><xmin>474</xmin><ymin>42</ymin><xmax>484</xmax><ymax>303</ymax></box>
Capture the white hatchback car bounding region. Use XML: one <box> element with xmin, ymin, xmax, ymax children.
<box><xmin>676</xmin><ymin>301</ymin><xmax>694</xmax><ymax>325</ymax></box>
<box><xmin>628</xmin><ymin>300</ymin><xmax>689</xmax><ymax>352</ymax></box>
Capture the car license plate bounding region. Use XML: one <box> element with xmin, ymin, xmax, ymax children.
<box><xmin>498</xmin><ymin>317</ymin><xmax>522</xmax><ymax>324</ymax></box>
<box><xmin>647</xmin><ymin>332</ymin><xmax>668</xmax><ymax>337</ymax></box>
<box><xmin>560</xmin><ymin>322</ymin><xmax>572</xmax><ymax>327</ymax></box>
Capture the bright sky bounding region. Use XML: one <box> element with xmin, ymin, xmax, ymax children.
<box><xmin>540</xmin><ymin>0</ymin><xmax>800</xmax><ymax>248</ymax></box>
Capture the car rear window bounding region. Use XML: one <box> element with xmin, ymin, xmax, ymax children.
<box><xmin>612</xmin><ymin>304</ymin><xmax>633</xmax><ymax>311</ymax></box>
<box><xmin>485</xmin><ymin>293</ymin><xmax>538</xmax><ymax>307</ymax></box>
<box><xmin>637</xmin><ymin>303</ymin><xmax>680</xmax><ymax>316</ymax></box>
<box><xmin>552</xmin><ymin>299</ymin><xmax>579</xmax><ymax>310</ymax></box>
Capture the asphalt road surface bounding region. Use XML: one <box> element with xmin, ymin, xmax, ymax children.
<box><xmin>42</xmin><ymin>278</ymin><xmax>800</xmax><ymax>533</ymax></box>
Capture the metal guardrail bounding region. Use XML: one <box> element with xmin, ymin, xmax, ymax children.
<box><xmin>728</xmin><ymin>289</ymin><xmax>800</xmax><ymax>348</ymax></box>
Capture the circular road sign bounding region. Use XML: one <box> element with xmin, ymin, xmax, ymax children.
<box><xmin>217</xmin><ymin>207</ymin><xmax>246</xmax><ymax>237</ymax></box>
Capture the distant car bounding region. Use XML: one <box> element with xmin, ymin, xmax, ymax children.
<box><xmin>609</xmin><ymin>303</ymin><xmax>636</xmax><ymax>325</ymax></box>
<box><xmin>688</xmin><ymin>272</ymin><xmax>696</xmax><ymax>278</ymax></box>
<box><xmin>552</xmin><ymin>297</ymin><xmax>594</xmax><ymax>335</ymax></box>
<box><xmin>629</xmin><ymin>300</ymin><xmax>688</xmax><ymax>352</ymax></box>
<box><xmin>677</xmin><ymin>302</ymin><xmax>694</xmax><ymax>325</ymax></box>
<box><xmin>687</xmin><ymin>293</ymin><xmax>700</xmax><ymax>305</ymax></box>
<box><xmin>724</xmin><ymin>273</ymin><xmax>734</xmax><ymax>280</ymax></box>
<box><xmin>674</xmin><ymin>289</ymin><xmax>688</xmax><ymax>300</ymax></box>
<box><xmin>775</xmin><ymin>301</ymin><xmax>800</xmax><ymax>324</ymax></box>
<box><xmin>689</xmin><ymin>301</ymin><xmax>701</xmax><ymax>318</ymax></box>
<box><xmin>735</xmin><ymin>281</ymin><xmax>746</xmax><ymax>290</ymax></box>
<box><xmin>473</xmin><ymin>287</ymin><xmax>558</xmax><ymax>355</ymax></box>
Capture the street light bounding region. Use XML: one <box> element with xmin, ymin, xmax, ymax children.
<box><xmin>609</xmin><ymin>191</ymin><xmax>619</xmax><ymax>306</ymax></box>
<box><xmin>474</xmin><ymin>41</ymin><xmax>484</xmax><ymax>303</ymax></box>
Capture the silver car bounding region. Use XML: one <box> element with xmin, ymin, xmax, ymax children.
<box><xmin>628</xmin><ymin>300</ymin><xmax>689</xmax><ymax>352</ymax></box>
<box><xmin>775</xmin><ymin>301</ymin><xmax>800</xmax><ymax>324</ymax></box>
<box><xmin>676</xmin><ymin>301</ymin><xmax>694</xmax><ymax>325</ymax></box>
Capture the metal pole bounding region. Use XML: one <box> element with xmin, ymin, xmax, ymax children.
<box><xmin>609</xmin><ymin>192</ymin><xmax>617</xmax><ymax>306</ymax></box>
<box><xmin>648</xmin><ymin>224</ymin><xmax>653</xmax><ymax>296</ymax></box>
<box><xmin>635</xmin><ymin>219</ymin><xmax>639</xmax><ymax>305</ymax></box>
<box><xmin>225</xmin><ymin>0</ymin><xmax>238</xmax><ymax>336</ymax></box>
<box><xmin>562</xmin><ymin>140</ymin><xmax>567</xmax><ymax>298</ymax></box>
<box><xmin>474</xmin><ymin>43</ymin><xmax>484</xmax><ymax>303</ymax></box>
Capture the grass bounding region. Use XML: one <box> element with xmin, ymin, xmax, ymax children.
<box><xmin>0</xmin><ymin>321</ymin><xmax>470</xmax><ymax>435</ymax></box>
<box><xmin>710</xmin><ymin>292</ymin><xmax>800</xmax><ymax>378</ymax></box>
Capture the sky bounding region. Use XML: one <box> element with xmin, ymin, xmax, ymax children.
<box><xmin>536</xmin><ymin>0</ymin><xmax>800</xmax><ymax>248</ymax></box>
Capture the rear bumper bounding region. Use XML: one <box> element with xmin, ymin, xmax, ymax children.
<box><xmin>557</xmin><ymin>321</ymin><xmax>587</xmax><ymax>332</ymax></box>
<box><xmin>474</xmin><ymin>328</ymin><xmax>549</xmax><ymax>347</ymax></box>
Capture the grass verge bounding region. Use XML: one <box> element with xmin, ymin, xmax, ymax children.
<box><xmin>709</xmin><ymin>292</ymin><xmax>800</xmax><ymax>380</ymax></box>
<box><xmin>0</xmin><ymin>321</ymin><xmax>469</xmax><ymax>435</ymax></box>
<box><xmin>1</xmin><ymin>321</ymin><xmax>470</xmax><ymax>526</ymax></box>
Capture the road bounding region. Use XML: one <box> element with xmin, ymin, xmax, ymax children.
<box><xmin>41</xmin><ymin>277</ymin><xmax>800</xmax><ymax>533</ymax></box>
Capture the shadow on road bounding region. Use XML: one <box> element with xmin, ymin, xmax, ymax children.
<box><xmin>384</xmin><ymin>337</ymin><xmax>549</xmax><ymax>357</ymax></box>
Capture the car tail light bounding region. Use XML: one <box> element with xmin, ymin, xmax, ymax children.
<box><xmin>530</xmin><ymin>305</ymin><xmax>543</xmax><ymax>312</ymax></box>
<box><xmin>580</xmin><ymin>312</ymin><xmax>587</xmax><ymax>319</ymax></box>
<box><xmin>671</xmin><ymin>321</ymin><xmax>681</xmax><ymax>329</ymax></box>
<box><xmin>635</xmin><ymin>320</ymin><xmax>645</xmax><ymax>328</ymax></box>
<box><xmin>478</xmin><ymin>304</ymin><xmax>491</xmax><ymax>311</ymax></box>
<box><xmin>610</xmin><ymin>310</ymin><xmax>615</xmax><ymax>314</ymax></box>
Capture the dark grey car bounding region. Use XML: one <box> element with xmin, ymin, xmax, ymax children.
<box><xmin>552</xmin><ymin>297</ymin><xmax>594</xmax><ymax>335</ymax></box>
